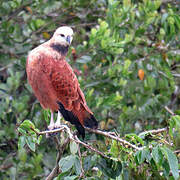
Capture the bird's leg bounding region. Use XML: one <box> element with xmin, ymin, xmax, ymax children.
<box><xmin>48</xmin><ymin>110</ymin><xmax>55</xmax><ymax>130</ymax></box>
<box><xmin>54</xmin><ymin>110</ymin><xmax>62</xmax><ymax>128</ymax></box>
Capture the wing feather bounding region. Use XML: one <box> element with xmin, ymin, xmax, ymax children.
<box><xmin>50</xmin><ymin>60</ymin><xmax>79</xmax><ymax>110</ymax></box>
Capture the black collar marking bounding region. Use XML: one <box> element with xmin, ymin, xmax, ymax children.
<box><xmin>50</xmin><ymin>43</ymin><xmax>69</xmax><ymax>55</ymax></box>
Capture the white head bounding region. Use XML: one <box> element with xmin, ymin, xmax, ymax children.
<box><xmin>52</xmin><ymin>26</ymin><xmax>74</xmax><ymax>46</ymax></box>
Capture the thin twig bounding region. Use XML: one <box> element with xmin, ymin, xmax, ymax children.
<box><xmin>172</xmin><ymin>73</ymin><xmax>180</xmax><ymax>78</ymax></box>
<box><xmin>31</xmin><ymin>127</ymin><xmax>64</xmax><ymax>135</ymax></box>
<box><xmin>74</xmin><ymin>135</ymin><xmax>110</xmax><ymax>159</ymax></box>
<box><xmin>71</xmin><ymin>22</ymin><xmax>97</xmax><ymax>28</ymax></box>
<box><xmin>164</xmin><ymin>106</ymin><xmax>175</xmax><ymax>116</ymax></box>
<box><xmin>0</xmin><ymin>63</ymin><xmax>14</xmax><ymax>72</ymax></box>
<box><xmin>139</xmin><ymin>127</ymin><xmax>168</xmax><ymax>136</ymax></box>
<box><xmin>46</xmin><ymin>165</ymin><xmax>60</xmax><ymax>180</ymax></box>
<box><xmin>77</xmin><ymin>142</ymin><xmax>85</xmax><ymax>179</ymax></box>
<box><xmin>118</xmin><ymin>17</ymin><xmax>130</xmax><ymax>27</ymax></box>
<box><xmin>158</xmin><ymin>71</ymin><xmax>170</xmax><ymax>79</ymax></box>
<box><xmin>174</xmin><ymin>149</ymin><xmax>180</xmax><ymax>154</ymax></box>
<box><xmin>46</xmin><ymin>136</ymin><xmax>71</xmax><ymax>180</ymax></box>
<box><xmin>46</xmin><ymin>137</ymin><xmax>61</xmax><ymax>180</ymax></box>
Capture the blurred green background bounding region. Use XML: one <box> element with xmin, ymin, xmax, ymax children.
<box><xmin>0</xmin><ymin>0</ymin><xmax>180</xmax><ymax>179</ymax></box>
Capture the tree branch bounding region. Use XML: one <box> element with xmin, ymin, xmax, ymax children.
<box><xmin>46</xmin><ymin>136</ymin><xmax>70</xmax><ymax>180</ymax></box>
<box><xmin>164</xmin><ymin>106</ymin><xmax>175</xmax><ymax>116</ymax></box>
<box><xmin>32</xmin><ymin>125</ymin><xmax>170</xmax><ymax>154</ymax></box>
<box><xmin>77</xmin><ymin>142</ymin><xmax>85</xmax><ymax>179</ymax></box>
<box><xmin>74</xmin><ymin>135</ymin><xmax>109</xmax><ymax>159</ymax></box>
<box><xmin>138</xmin><ymin>127</ymin><xmax>168</xmax><ymax>136</ymax></box>
<box><xmin>85</xmin><ymin>127</ymin><xmax>143</xmax><ymax>151</ymax></box>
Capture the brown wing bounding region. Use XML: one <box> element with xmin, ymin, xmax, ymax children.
<box><xmin>50</xmin><ymin>59</ymin><xmax>79</xmax><ymax>111</ymax></box>
<box><xmin>27</xmin><ymin>45</ymin><xmax>82</xmax><ymax>112</ymax></box>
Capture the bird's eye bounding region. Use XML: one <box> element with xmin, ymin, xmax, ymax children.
<box><xmin>60</xmin><ymin>34</ymin><xmax>65</xmax><ymax>37</ymax></box>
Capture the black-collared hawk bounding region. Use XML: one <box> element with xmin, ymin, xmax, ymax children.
<box><xmin>26</xmin><ymin>26</ymin><xmax>98</xmax><ymax>138</ymax></box>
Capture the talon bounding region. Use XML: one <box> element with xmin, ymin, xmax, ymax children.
<box><xmin>48</xmin><ymin>111</ymin><xmax>55</xmax><ymax>130</ymax></box>
<box><xmin>54</xmin><ymin>123</ymin><xmax>61</xmax><ymax>129</ymax></box>
<box><xmin>48</xmin><ymin>124</ymin><xmax>55</xmax><ymax>130</ymax></box>
<box><xmin>54</xmin><ymin>111</ymin><xmax>62</xmax><ymax>128</ymax></box>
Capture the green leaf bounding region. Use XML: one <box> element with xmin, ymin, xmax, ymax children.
<box><xmin>100</xmin><ymin>21</ymin><xmax>108</xmax><ymax>29</ymax></box>
<box><xmin>19</xmin><ymin>120</ymin><xmax>35</xmax><ymax>131</ymax></box>
<box><xmin>123</xmin><ymin>0</ymin><xmax>131</xmax><ymax>9</ymax></box>
<box><xmin>124</xmin><ymin>33</ymin><xmax>134</xmax><ymax>43</ymax></box>
<box><xmin>124</xmin><ymin>59</ymin><xmax>131</xmax><ymax>71</ymax></box>
<box><xmin>97</xmin><ymin>157</ymin><xmax>122</xmax><ymax>178</ymax></box>
<box><xmin>76</xmin><ymin>55</ymin><xmax>92</xmax><ymax>63</ymax></box>
<box><xmin>37</xmin><ymin>135</ymin><xmax>42</xmax><ymax>145</ymax></box>
<box><xmin>162</xmin><ymin>159</ymin><xmax>170</xmax><ymax>177</ymax></box>
<box><xmin>174</xmin><ymin>15</ymin><xmax>180</xmax><ymax>29</ymax></box>
<box><xmin>56</xmin><ymin>171</ymin><xmax>70</xmax><ymax>180</ymax></box>
<box><xmin>59</xmin><ymin>155</ymin><xmax>75</xmax><ymax>173</ymax></box>
<box><xmin>152</xmin><ymin>146</ymin><xmax>163</xmax><ymax>166</ymax></box>
<box><xmin>64</xmin><ymin>176</ymin><xmax>78</xmax><ymax>180</ymax></box>
<box><xmin>35</xmin><ymin>19</ymin><xmax>45</xmax><ymax>29</ymax></box>
<box><xmin>169</xmin><ymin>115</ymin><xmax>180</xmax><ymax>139</ymax></box>
<box><xmin>25</xmin><ymin>136</ymin><xmax>36</xmax><ymax>152</ymax></box>
<box><xmin>70</xmin><ymin>141</ymin><xmax>78</xmax><ymax>155</ymax></box>
<box><xmin>101</xmin><ymin>39</ymin><xmax>107</xmax><ymax>49</ymax></box>
<box><xmin>91</xmin><ymin>28</ymin><xmax>97</xmax><ymax>36</ymax></box>
<box><xmin>161</xmin><ymin>147</ymin><xmax>179</xmax><ymax>180</ymax></box>
<box><xmin>18</xmin><ymin>136</ymin><xmax>26</xmax><ymax>150</ymax></box>
<box><xmin>114</xmin><ymin>48</ymin><xmax>124</xmax><ymax>54</ymax></box>
<box><xmin>135</xmin><ymin>149</ymin><xmax>149</xmax><ymax>164</ymax></box>
<box><xmin>74</xmin><ymin>156</ymin><xmax>81</xmax><ymax>175</ymax></box>
<box><xmin>110</xmin><ymin>140</ymin><xmax>119</xmax><ymax>157</ymax></box>
<box><xmin>125</xmin><ymin>133</ymin><xmax>144</xmax><ymax>145</ymax></box>
<box><xmin>18</xmin><ymin>127</ymin><xmax>27</xmax><ymax>135</ymax></box>
<box><xmin>170</xmin><ymin>115</ymin><xmax>180</xmax><ymax>130</ymax></box>
<box><xmin>18</xmin><ymin>148</ymin><xmax>27</xmax><ymax>163</ymax></box>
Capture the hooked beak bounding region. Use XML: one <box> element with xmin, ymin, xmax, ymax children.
<box><xmin>66</xmin><ymin>35</ymin><xmax>71</xmax><ymax>44</ymax></box>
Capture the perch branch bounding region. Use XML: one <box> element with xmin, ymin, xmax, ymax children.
<box><xmin>30</xmin><ymin>126</ymin><xmax>64</xmax><ymax>135</ymax></box>
<box><xmin>32</xmin><ymin>124</ymin><xmax>169</xmax><ymax>153</ymax></box>
<box><xmin>31</xmin><ymin>124</ymin><xmax>173</xmax><ymax>179</ymax></box>
<box><xmin>35</xmin><ymin>125</ymin><xmax>142</xmax><ymax>151</ymax></box>
<box><xmin>85</xmin><ymin>127</ymin><xmax>143</xmax><ymax>151</ymax></box>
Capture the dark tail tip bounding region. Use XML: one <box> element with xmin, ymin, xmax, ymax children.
<box><xmin>58</xmin><ymin>102</ymin><xmax>85</xmax><ymax>139</ymax></box>
<box><xmin>84</xmin><ymin>114</ymin><xmax>98</xmax><ymax>129</ymax></box>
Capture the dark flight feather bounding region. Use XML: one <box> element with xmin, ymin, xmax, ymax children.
<box><xmin>58</xmin><ymin>102</ymin><xmax>85</xmax><ymax>138</ymax></box>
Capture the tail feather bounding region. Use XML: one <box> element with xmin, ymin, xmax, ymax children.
<box><xmin>57</xmin><ymin>101</ymin><xmax>98</xmax><ymax>138</ymax></box>
<box><xmin>58</xmin><ymin>102</ymin><xmax>85</xmax><ymax>138</ymax></box>
<box><xmin>84</xmin><ymin>114</ymin><xmax>98</xmax><ymax>129</ymax></box>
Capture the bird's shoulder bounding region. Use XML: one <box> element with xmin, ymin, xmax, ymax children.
<box><xmin>51</xmin><ymin>60</ymin><xmax>78</xmax><ymax>88</ymax></box>
<box><xmin>51</xmin><ymin>60</ymin><xmax>80</xmax><ymax>103</ymax></box>
<box><xmin>28</xmin><ymin>42</ymin><xmax>64</xmax><ymax>64</ymax></box>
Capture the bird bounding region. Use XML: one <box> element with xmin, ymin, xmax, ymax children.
<box><xmin>26</xmin><ymin>26</ymin><xmax>98</xmax><ymax>138</ymax></box>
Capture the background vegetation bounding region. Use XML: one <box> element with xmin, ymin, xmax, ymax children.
<box><xmin>0</xmin><ymin>0</ymin><xmax>180</xmax><ymax>179</ymax></box>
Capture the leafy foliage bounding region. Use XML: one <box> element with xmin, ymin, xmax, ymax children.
<box><xmin>0</xmin><ymin>0</ymin><xmax>179</xmax><ymax>179</ymax></box>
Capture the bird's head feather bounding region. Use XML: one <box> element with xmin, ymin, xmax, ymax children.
<box><xmin>51</xmin><ymin>26</ymin><xmax>74</xmax><ymax>46</ymax></box>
